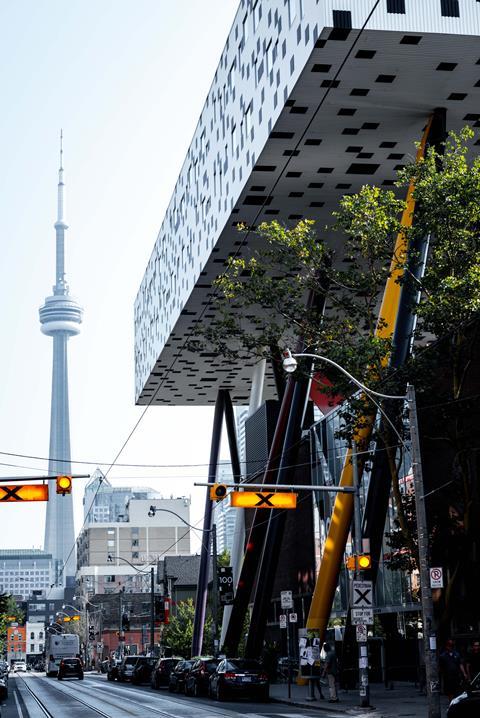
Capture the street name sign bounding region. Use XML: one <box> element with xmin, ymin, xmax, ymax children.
<box><xmin>230</xmin><ymin>491</ymin><xmax>297</xmax><ymax>509</ymax></box>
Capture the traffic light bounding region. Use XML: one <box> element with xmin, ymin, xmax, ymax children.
<box><xmin>346</xmin><ymin>554</ymin><xmax>372</xmax><ymax>571</ymax></box>
<box><xmin>56</xmin><ymin>475</ymin><xmax>72</xmax><ymax>495</ymax></box>
<box><xmin>210</xmin><ymin>483</ymin><xmax>227</xmax><ymax>501</ymax></box>
<box><xmin>154</xmin><ymin>597</ymin><xmax>165</xmax><ymax>622</ymax></box>
<box><xmin>121</xmin><ymin>613</ymin><xmax>130</xmax><ymax>631</ymax></box>
<box><xmin>89</xmin><ymin>625</ymin><xmax>95</xmax><ymax>641</ymax></box>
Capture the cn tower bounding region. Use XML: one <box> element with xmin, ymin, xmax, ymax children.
<box><xmin>39</xmin><ymin>133</ymin><xmax>83</xmax><ymax>586</ymax></box>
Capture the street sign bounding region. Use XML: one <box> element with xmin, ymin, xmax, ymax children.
<box><xmin>218</xmin><ymin>566</ymin><xmax>234</xmax><ymax>605</ymax></box>
<box><xmin>289</xmin><ymin>613</ymin><xmax>298</xmax><ymax>623</ymax></box>
<box><xmin>356</xmin><ymin>624</ymin><xmax>368</xmax><ymax>642</ymax></box>
<box><xmin>281</xmin><ymin>590</ymin><xmax>293</xmax><ymax>609</ymax></box>
<box><xmin>352</xmin><ymin>580</ymin><xmax>373</xmax><ymax>608</ymax></box>
<box><xmin>0</xmin><ymin>484</ymin><xmax>49</xmax><ymax>502</ymax></box>
<box><xmin>351</xmin><ymin>608</ymin><xmax>374</xmax><ymax>625</ymax></box>
<box><xmin>279</xmin><ymin>615</ymin><xmax>287</xmax><ymax>629</ymax></box>
<box><xmin>430</xmin><ymin>567</ymin><xmax>443</xmax><ymax>589</ymax></box>
<box><xmin>230</xmin><ymin>491</ymin><xmax>297</xmax><ymax>509</ymax></box>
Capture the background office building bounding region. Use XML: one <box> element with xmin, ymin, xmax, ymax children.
<box><xmin>0</xmin><ymin>550</ymin><xmax>54</xmax><ymax>601</ymax></box>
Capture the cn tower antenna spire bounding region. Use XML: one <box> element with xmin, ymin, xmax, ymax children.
<box><xmin>56</xmin><ymin>129</ymin><xmax>66</xmax><ymax>230</ymax></box>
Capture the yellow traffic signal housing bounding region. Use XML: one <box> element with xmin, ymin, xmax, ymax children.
<box><xmin>210</xmin><ymin>483</ymin><xmax>227</xmax><ymax>501</ymax></box>
<box><xmin>56</xmin><ymin>475</ymin><xmax>72</xmax><ymax>495</ymax></box>
<box><xmin>346</xmin><ymin>554</ymin><xmax>372</xmax><ymax>571</ymax></box>
<box><xmin>357</xmin><ymin>554</ymin><xmax>372</xmax><ymax>570</ymax></box>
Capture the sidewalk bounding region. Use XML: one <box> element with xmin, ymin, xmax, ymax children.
<box><xmin>270</xmin><ymin>680</ymin><xmax>451</xmax><ymax>717</ymax></box>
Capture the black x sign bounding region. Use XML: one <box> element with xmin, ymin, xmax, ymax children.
<box><xmin>354</xmin><ymin>588</ymin><xmax>371</xmax><ymax>606</ymax></box>
<box><xmin>255</xmin><ymin>492</ymin><xmax>274</xmax><ymax>507</ymax></box>
<box><xmin>0</xmin><ymin>486</ymin><xmax>24</xmax><ymax>501</ymax></box>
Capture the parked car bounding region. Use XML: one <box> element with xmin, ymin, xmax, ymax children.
<box><xmin>131</xmin><ymin>657</ymin><xmax>156</xmax><ymax>685</ymax></box>
<box><xmin>151</xmin><ymin>657</ymin><xmax>181</xmax><ymax>689</ymax></box>
<box><xmin>168</xmin><ymin>659</ymin><xmax>194</xmax><ymax>693</ymax></box>
<box><xmin>448</xmin><ymin>673</ymin><xmax>480</xmax><ymax>716</ymax></box>
<box><xmin>0</xmin><ymin>676</ymin><xmax>8</xmax><ymax>700</ymax></box>
<box><xmin>209</xmin><ymin>658</ymin><xmax>269</xmax><ymax>701</ymax></box>
<box><xmin>118</xmin><ymin>656</ymin><xmax>140</xmax><ymax>682</ymax></box>
<box><xmin>185</xmin><ymin>658</ymin><xmax>220</xmax><ymax>697</ymax></box>
<box><xmin>107</xmin><ymin>657</ymin><xmax>123</xmax><ymax>681</ymax></box>
<box><xmin>57</xmin><ymin>657</ymin><xmax>84</xmax><ymax>680</ymax></box>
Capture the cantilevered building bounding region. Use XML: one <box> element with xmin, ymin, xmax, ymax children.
<box><xmin>134</xmin><ymin>0</ymin><xmax>480</xmax><ymax>405</ymax></box>
<box><xmin>39</xmin><ymin>136</ymin><xmax>83</xmax><ymax>586</ymax></box>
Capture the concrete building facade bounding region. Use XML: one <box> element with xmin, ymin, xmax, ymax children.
<box><xmin>0</xmin><ymin>550</ymin><xmax>54</xmax><ymax>601</ymax></box>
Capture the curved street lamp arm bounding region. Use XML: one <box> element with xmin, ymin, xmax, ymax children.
<box><xmin>292</xmin><ymin>352</ymin><xmax>406</xmax><ymax>400</ymax></box>
<box><xmin>147</xmin><ymin>506</ymin><xmax>212</xmax><ymax>533</ymax></box>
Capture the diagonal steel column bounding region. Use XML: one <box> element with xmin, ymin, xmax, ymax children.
<box><xmin>362</xmin><ymin>107</ymin><xmax>447</xmax><ymax>583</ymax></box>
<box><xmin>306</xmin><ymin>115</ymin><xmax>435</xmax><ymax>638</ymax></box>
<box><xmin>191</xmin><ymin>389</ymin><xmax>226</xmax><ymax>657</ymax></box>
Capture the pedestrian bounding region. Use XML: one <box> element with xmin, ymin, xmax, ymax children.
<box><xmin>466</xmin><ymin>639</ymin><xmax>480</xmax><ymax>683</ymax></box>
<box><xmin>322</xmin><ymin>642</ymin><xmax>339</xmax><ymax>703</ymax></box>
<box><xmin>439</xmin><ymin>638</ymin><xmax>467</xmax><ymax>702</ymax></box>
<box><xmin>311</xmin><ymin>659</ymin><xmax>325</xmax><ymax>700</ymax></box>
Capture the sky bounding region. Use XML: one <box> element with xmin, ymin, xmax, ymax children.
<box><xmin>0</xmin><ymin>0</ymin><xmax>240</xmax><ymax>551</ymax></box>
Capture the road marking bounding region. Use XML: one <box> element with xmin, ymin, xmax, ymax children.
<box><xmin>14</xmin><ymin>690</ymin><xmax>25</xmax><ymax>718</ymax></box>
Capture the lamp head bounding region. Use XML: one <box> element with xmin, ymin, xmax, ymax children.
<box><xmin>107</xmin><ymin>554</ymin><xmax>113</xmax><ymax>563</ymax></box>
<box><xmin>282</xmin><ymin>348</ymin><xmax>298</xmax><ymax>373</ymax></box>
<box><xmin>148</xmin><ymin>505</ymin><xmax>156</xmax><ymax>517</ymax></box>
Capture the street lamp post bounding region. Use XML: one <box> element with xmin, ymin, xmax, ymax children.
<box><xmin>147</xmin><ymin>506</ymin><xmax>219</xmax><ymax>656</ymax></box>
<box><xmin>282</xmin><ymin>350</ymin><xmax>440</xmax><ymax>718</ymax></box>
<box><xmin>107</xmin><ymin>554</ymin><xmax>156</xmax><ymax>657</ymax></box>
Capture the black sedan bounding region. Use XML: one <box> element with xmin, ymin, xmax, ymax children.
<box><xmin>185</xmin><ymin>658</ymin><xmax>219</xmax><ymax>696</ymax></box>
<box><xmin>448</xmin><ymin>674</ymin><xmax>480</xmax><ymax>716</ymax></box>
<box><xmin>131</xmin><ymin>657</ymin><xmax>156</xmax><ymax>685</ymax></box>
<box><xmin>57</xmin><ymin>657</ymin><xmax>84</xmax><ymax>680</ymax></box>
<box><xmin>151</xmin><ymin>657</ymin><xmax>181</xmax><ymax>689</ymax></box>
<box><xmin>209</xmin><ymin>658</ymin><xmax>269</xmax><ymax>701</ymax></box>
<box><xmin>168</xmin><ymin>659</ymin><xmax>194</xmax><ymax>693</ymax></box>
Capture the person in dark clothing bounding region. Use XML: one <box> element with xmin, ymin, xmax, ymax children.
<box><xmin>466</xmin><ymin>640</ymin><xmax>480</xmax><ymax>682</ymax></box>
<box><xmin>439</xmin><ymin>638</ymin><xmax>467</xmax><ymax>702</ymax></box>
<box><xmin>322</xmin><ymin>643</ymin><xmax>339</xmax><ymax>703</ymax></box>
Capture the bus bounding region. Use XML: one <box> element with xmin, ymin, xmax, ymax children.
<box><xmin>45</xmin><ymin>633</ymin><xmax>80</xmax><ymax>677</ymax></box>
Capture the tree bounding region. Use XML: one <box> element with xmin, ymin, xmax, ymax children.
<box><xmin>0</xmin><ymin>593</ymin><xmax>25</xmax><ymax>654</ymax></box>
<box><xmin>191</xmin><ymin>127</ymin><xmax>480</xmax><ymax>635</ymax></box>
<box><xmin>162</xmin><ymin>598</ymin><xmax>213</xmax><ymax>657</ymax></box>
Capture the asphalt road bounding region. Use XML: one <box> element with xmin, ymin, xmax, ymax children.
<box><xmin>1</xmin><ymin>673</ymin><xmax>343</xmax><ymax>718</ymax></box>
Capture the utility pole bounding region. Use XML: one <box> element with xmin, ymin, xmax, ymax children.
<box><xmin>118</xmin><ymin>590</ymin><xmax>124</xmax><ymax>659</ymax></box>
<box><xmin>212</xmin><ymin>523</ymin><xmax>219</xmax><ymax>657</ymax></box>
<box><xmin>352</xmin><ymin>441</ymin><xmax>370</xmax><ymax>708</ymax></box>
<box><xmin>150</xmin><ymin>566</ymin><xmax>155</xmax><ymax>657</ymax></box>
<box><xmin>407</xmin><ymin>385</ymin><xmax>441</xmax><ymax>718</ymax></box>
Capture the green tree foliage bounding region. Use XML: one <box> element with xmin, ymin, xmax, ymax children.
<box><xmin>0</xmin><ymin>593</ymin><xmax>25</xmax><ymax>654</ymax></box>
<box><xmin>162</xmin><ymin>598</ymin><xmax>213</xmax><ymax>658</ymax></box>
<box><xmin>191</xmin><ymin>127</ymin><xmax>480</xmax><ymax>632</ymax></box>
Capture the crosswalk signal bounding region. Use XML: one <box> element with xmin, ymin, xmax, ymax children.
<box><xmin>56</xmin><ymin>475</ymin><xmax>72</xmax><ymax>495</ymax></box>
<box><xmin>210</xmin><ymin>483</ymin><xmax>227</xmax><ymax>501</ymax></box>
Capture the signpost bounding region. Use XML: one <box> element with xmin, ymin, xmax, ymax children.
<box><xmin>429</xmin><ymin>568</ymin><xmax>443</xmax><ymax>589</ymax></box>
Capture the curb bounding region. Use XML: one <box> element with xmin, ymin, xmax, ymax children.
<box><xmin>270</xmin><ymin>695</ymin><xmax>377</xmax><ymax>715</ymax></box>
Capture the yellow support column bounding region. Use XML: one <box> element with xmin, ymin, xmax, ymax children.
<box><xmin>306</xmin><ymin>116</ymin><xmax>433</xmax><ymax>636</ymax></box>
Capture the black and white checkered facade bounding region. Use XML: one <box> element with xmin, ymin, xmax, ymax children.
<box><xmin>134</xmin><ymin>0</ymin><xmax>480</xmax><ymax>406</ymax></box>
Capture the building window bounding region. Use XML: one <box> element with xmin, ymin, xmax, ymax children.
<box><xmin>228</xmin><ymin>61</ymin><xmax>236</xmax><ymax>94</ymax></box>
<box><xmin>244</xmin><ymin>104</ymin><xmax>253</xmax><ymax>140</ymax></box>
<box><xmin>132</xmin><ymin>539</ymin><xmax>139</xmax><ymax>547</ymax></box>
<box><xmin>107</xmin><ymin>540</ymin><xmax>115</xmax><ymax>548</ymax></box>
<box><xmin>39</xmin><ymin>632</ymin><xmax>43</xmax><ymax>639</ymax></box>
<box><xmin>30</xmin><ymin>632</ymin><xmax>34</xmax><ymax>639</ymax></box>
<box><xmin>30</xmin><ymin>644</ymin><xmax>35</xmax><ymax>652</ymax></box>
<box><xmin>107</xmin><ymin>529</ymin><xmax>115</xmax><ymax>535</ymax></box>
<box><xmin>386</xmin><ymin>0</ymin><xmax>406</xmax><ymax>12</ymax></box>
<box><xmin>440</xmin><ymin>0</ymin><xmax>459</xmax><ymax>17</ymax></box>
<box><xmin>39</xmin><ymin>644</ymin><xmax>43</xmax><ymax>652</ymax></box>
<box><xmin>105</xmin><ymin>575</ymin><xmax>115</xmax><ymax>583</ymax></box>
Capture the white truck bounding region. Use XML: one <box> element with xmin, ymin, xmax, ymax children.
<box><xmin>45</xmin><ymin>634</ymin><xmax>80</xmax><ymax>677</ymax></box>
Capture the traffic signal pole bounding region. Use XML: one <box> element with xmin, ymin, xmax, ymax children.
<box><xmin>352</xmin><ymin>441</ymin><xmax>370</xmax><ymax>708</ymax></box>
<box><xmin>150</xmin><ymin>566</ymin><xmax>155</xmax><ymax>656</ymax></box>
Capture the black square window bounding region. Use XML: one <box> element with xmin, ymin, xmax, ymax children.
<box><xmin>376</xmin><ymin>75</ymin><xmax>396</xmax><ymax>83</ymax></box>
<box><xmin>312</xmin><ymin>64</ymin><xmax>332</xmax><ymax>73</ymax></box>
<box><xmin>448</xmin><ymin>92</ymin><xmax>467</xmax><ymax>100</ymax></box>
<box><xmin>330</xmin><ymin>10</ymin><xmax>352</xmax><ymax>40</ymax></box>
<box><xmin>400</xmin><ymin>35</ymin><xmax>422</xmax><ymax>45</ymax></box>
<box><xmin>338</xmin><ymin>108</ymin><xmax>357</xmax><ymax>116</ymax></box>
<box><xmin>350</xmin><ymin>88</ymin><xmax>369</xmax><ymax>96</ymax></box>
<box><xmin>387</xmin><ymin>0</ymin><xmax>406</xmax><ymax>11</ymax></box>
<box><xmin>436</xmin><ymin>62</ymin><xmax>457</xmax><ymax>71</ymax></box>
<box><xmin>356</xmin><ymin>49</ymin><xmax>376</xmax><ymax>59</ymax></box>
<box><xmin>441</xmin><ymin>0</ymin><xmax>460</xmax><ymax>17</ymax></box>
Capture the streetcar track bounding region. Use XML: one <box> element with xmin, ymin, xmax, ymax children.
<box><xmin>17</xmin><ymin>675</ymin><xmax>118</xmax><ymax>718</ymax></box>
